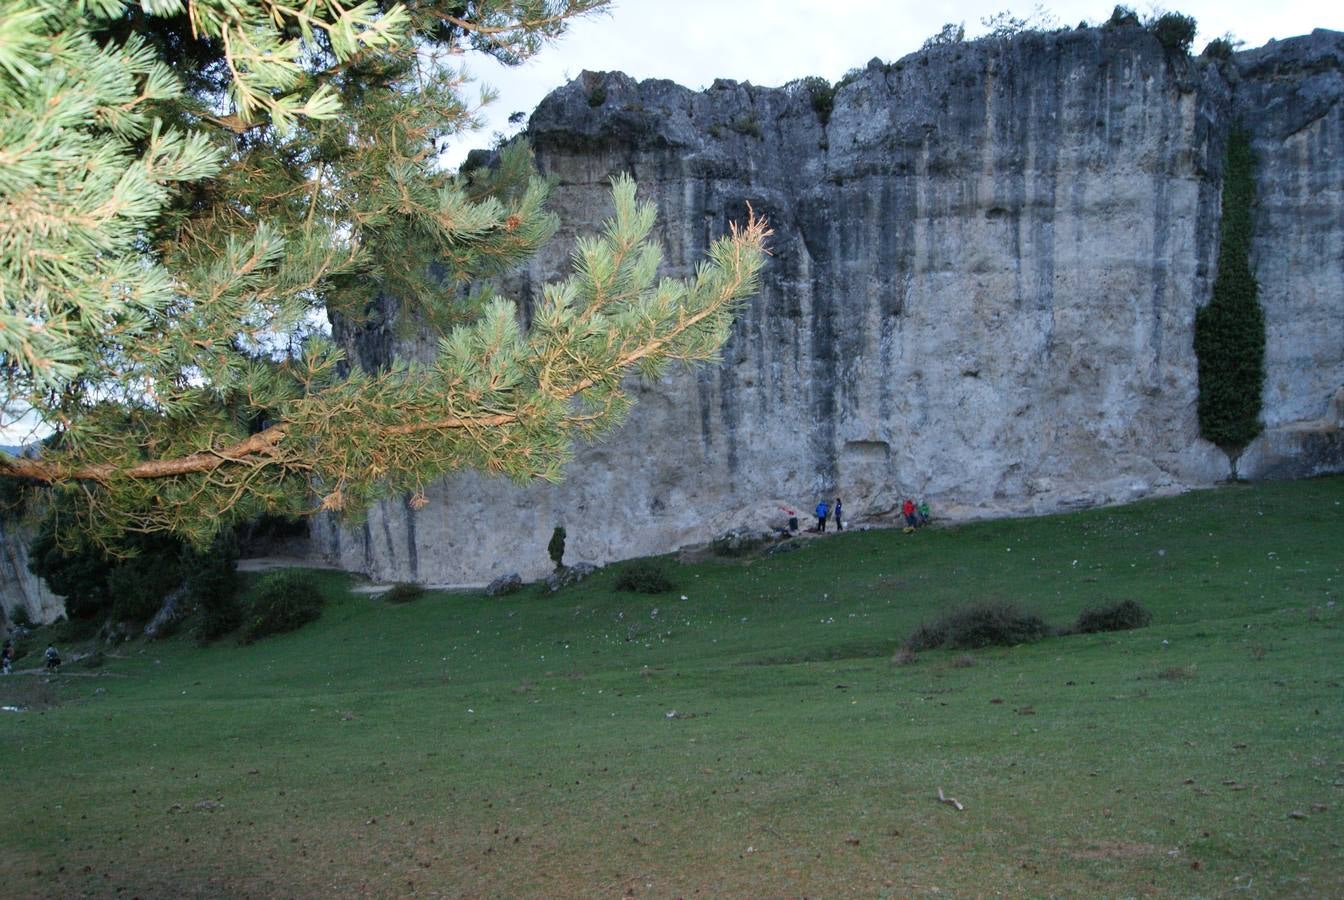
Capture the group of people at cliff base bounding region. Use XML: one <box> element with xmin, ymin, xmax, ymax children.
<box><xmin>779</xmin><ymin>499</ymin><xmax>844</xmax><ymax>534</ymax></box>
<box><xmin>902</xmin><ymin>498</ymin><xmax>930</xmax><ymax>530</ymax></box>
<box><xmin>812</xmin><ymin>497</ymin><xmax>843</xmax><ymax>533</ymax></box>
<box><xmin>0</xmin><ymin>641</ymin><xmax>60</xmax><ymax>675</ymax></box>
<box><xmin>779</xmin><ymin>496</ymin><xmax>930</xmax><ymax>536</ymax></box>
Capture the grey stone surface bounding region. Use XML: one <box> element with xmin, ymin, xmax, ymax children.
<box><xmin>484</xmin><ymin>573</ymin><xmax>523</xmax><ymax>597</ymax></box>
<box><xmin>301</xmin><ymin>27</ymin><xmax>1343</xmax><ymax>585</ymax></box>
<box><xmin>0</xmin><ymin>517</ymin><xmax>63</xmax><ymax>627</ymax></box>
<box><xmin>546</xmin><ymin>562</ymin><xmax>598</xmax><ymax>593</ymax></box>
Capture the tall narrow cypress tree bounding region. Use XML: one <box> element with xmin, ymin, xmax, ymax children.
<box><xmin>1194</xmin><ymin>125</ymin><xmax>1265</xmax><ymax>461</ymax></box>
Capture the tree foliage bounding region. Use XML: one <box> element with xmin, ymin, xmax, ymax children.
<box><xmin>921</xmin><ymin>22</ymin><xmax>965</xmax><ymax>50</ymax></box>
<box><xmin>0</xmin><ymin>1</ymin><xmax>769</xmax><ymax>549</ymax></box>
<box><xmin>1195</xmin><ymin>125</ymin><xmax>1264</xmax><ymax>455</ymax></box>
<box><xmin>1148</xmin><ymin>11</ymin><xmax>1197</xmax><ymax>53</ymax></box>
<box><xmin>980</xmin><ymin>5</ymin><xmax>1058</xmax><ymax>39</ymax></box>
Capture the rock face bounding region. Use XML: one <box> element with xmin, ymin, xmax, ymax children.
<box><xmin>311</xmin><ymin>25</ymin><xmax>1344</xmax><ymax>586</ymax></box>
<box><xmin>0</xmin><ymin>517</ymin><xmax>64</xmax><ymax>626</ymax></box>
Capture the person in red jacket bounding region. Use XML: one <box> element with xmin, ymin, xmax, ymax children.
<box><xmin>902</xmin><ymin>498</ymin><xmax>917</xmax><ymax>527</ymax></box>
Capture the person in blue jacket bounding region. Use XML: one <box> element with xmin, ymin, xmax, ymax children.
<box><xmin>814</xmin><ymin>499</ymin><xmax>830</xmax><ymax>533</ymax></box>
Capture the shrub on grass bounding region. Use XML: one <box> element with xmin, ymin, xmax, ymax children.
<box><xmin>241</xmin><ymin>570</ymin><xmax>324</xmax><ymax>643</ymax></box>
<box><xmin>51</xmin><ymin>614</ymin><xmax>100</xmax><ymax>643</ymax></box>
<box><xmin>107</xmin><ymin>557</ymin><xmax>179</xmax><ymax>624</ymax></box>
<box><xmin>1074</xmin><ymin>599</ymin><xmax>1152</xmax><ymax>633</ymax></box>
<box><xmin>903</xmin><ymin>601</ymin><xmax>1051</xmax><ymax>651</ymax></box>
<box><xmin>382</xmin><ymin>582</ymin><xmax>425</xmax><ymax>604</ymax></box>
<box><xmin>187</xmin><ymin>533</ymin><xmax>242</xmax><ymax>644</ymax></box>
<box><xmin>614</xmin><ymin>562</ymin><xmax>675</xmax><ymax>594</ymax></box>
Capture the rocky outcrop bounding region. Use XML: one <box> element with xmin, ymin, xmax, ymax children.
<box><xmin>312</xmin><ymin>25</ymin><xmax>1344</xmax><ymax>586</ymax></box>
<box><xmin>0</xmin><ymin>517</ymin><xmax>64</xmax><ymax>626</ymax></box>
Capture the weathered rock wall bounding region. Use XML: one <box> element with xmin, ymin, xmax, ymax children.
<box><xmin>0</xmin><ymin>517</ymin><xmax>64</xmax><ymax>626</ymax></box>
<box><xmin>312</xmin><ymin>26</ymin><xmax>1344</xmax><ymax>585</ymax></box>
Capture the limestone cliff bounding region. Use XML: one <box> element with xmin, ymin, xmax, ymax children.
<box><xmin>313</xmin><ymin>25</ymin><xmax>1344</xmax><ymax>585</ymax></box>
<box><xmin>0</xmin><ymin>517</ymin><xmax>64</xmax><ymax>626</ymax></box>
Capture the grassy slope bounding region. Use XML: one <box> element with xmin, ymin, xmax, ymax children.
<box><xmin>1</xmin><ymin>477</ymin><xmax>1341</xmax><ymax>897</ymax></box>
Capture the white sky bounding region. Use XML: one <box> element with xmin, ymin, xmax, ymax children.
<box><xmin>445</xmin><ymin>0</ymin><xmax>1344</xmax><ymax>166</ymax></box>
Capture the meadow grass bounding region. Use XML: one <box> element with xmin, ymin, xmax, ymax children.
<box><xmin>1</xmin><ymin>477</ymin><xmax>1341</xmax><ymax>897</ymax></box>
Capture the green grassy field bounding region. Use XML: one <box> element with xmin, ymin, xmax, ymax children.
<box><xmin>2</xmin><ymin>477</ymin><xmax>1341</xmax><ymax>897</ymax></box>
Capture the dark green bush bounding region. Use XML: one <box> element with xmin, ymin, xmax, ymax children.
<box><xmin>728</xmin><ymin>114</ymin><xmax>762</xmax><ymax>138</ymax></box>
<box><xmin>799</xmin><ymin>76</ymin><xmax>835</xmax><ymax>126</ymax></box>
<box><xmin>548</xmin><ymin>526</ymin><xmax>566</xmax><ymax>569</ymax></box>
<box><xmin>614</xmin><ymin>562</ymin><xmax>675</xmax><ymax>594</ymax></box>
<box><xmin>196</xmin><ymin>590</ymin><xmax>244</xmax><ymax>643</ymax></box>
<box><xmin>27</xmin><ymin>527</ymin><xmax>115</xmax><ymax>620</ymax></box>
<box><xmin>921</xmin><ymin>22</ymin><xmax>965</xmax><ymax>50</ymax></box>
<box><xmin>586</xmin><ymin>85</ymin><xmax>606</xmax><ymax>107</ymax></box>
<box><xmin>107</xmin><ymin>549</ymin><xmax>182</xmax><ymax>624</ymax></box>
<box><xmin>187</xmin><ymin>532</ymin><xmax>241</xmax><ymax>643</ymax></box>
<box><xmin>241</xmin><ymin>569</ymin><xmax>324</xmax><ymax>643</ymax></box>
<box><xmin>1148</xmin><ymin>12</ymin><xmax>1197</xmax><ymax>52</ymax></box>
<box><xmin>382</xmin><ymin>582</ymin><xmax>425</xmax><ymax>604</ymax></box>
<box><xmin>1074</xmin><ymin>599</ymin><xmax>1153</xmax><ymax>633</ymax></box>
<box><xmin>904</xmin><ymin>602</ymin><xmax>1051</xmax><ymax>651</ymax></box>
<box><xmin>51</xmin><ymin>614</ymin><xmax>100</xmax><ymax>643</ymax></box>
<box><xmin>28</xmin><ymin>509</ymin><xmax>188</xmax><ymax>624</ymax></box>
<box><xmin>1201</xmin><ymin>37</ymin><xmax>1236</xmax><ymax>60</ymax></box>
<box><xmin>1107</xmin><ymin>6</ymin><xmax>1140</xmax><ymax>27</ymax></box>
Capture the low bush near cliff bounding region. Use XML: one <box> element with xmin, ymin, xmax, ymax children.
<box><xmin>382</xmin><ymin>582</ymin><xmax>425</xmax><ymax>604</ymax></box>
<box><xmin>614</xmin><ymin>561</ymin><xmax>675</xmax><ymax>594</ymax></box>
<box><xmin>903</xmin><ymin>601</ymin><xmax>1051</xmax><ymax>651</ymax></box>
<box><xmin>241</xmin><ymin>570</ymin><xmax>325</xmax><ymax>643</ymax></box>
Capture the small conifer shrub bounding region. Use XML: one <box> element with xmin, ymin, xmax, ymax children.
<box><xmin>382</xmin><ymin>582</ymin><xmax>425</xmax><ymax>604</ymax></box>
<box><xmin>241</xmin><ymin>570</ymin><xmax>324</xmax><ymax>643</ymax></box>
<box><xmin>614</xmin><ymin>562</ymin><xmax>675</xmax><ymax>594</ymax></box>
<box><xmin>1074</xmin><ymin>599</ymin><xmax>1153</xmax><ymax>633</ymax></box>
<box><xmin>903</xmin><ymin>602</ymin><xmax>1051</xmax><ymax>651</ymax></box>
<box><xmin>1149</xmin><ymin>12</ymin><xmax>1197</xmax><ymax>52</ymax></box>
<box><xmin>548</xmin><ymin>526</ymin><xmax>566</xmax><ymax>570</ymax></box>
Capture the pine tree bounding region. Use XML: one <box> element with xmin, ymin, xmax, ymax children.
<box><xmin>0</xmin><ymin>1</ymin><xmax>769</xmax><ymax>548</ymax></box>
